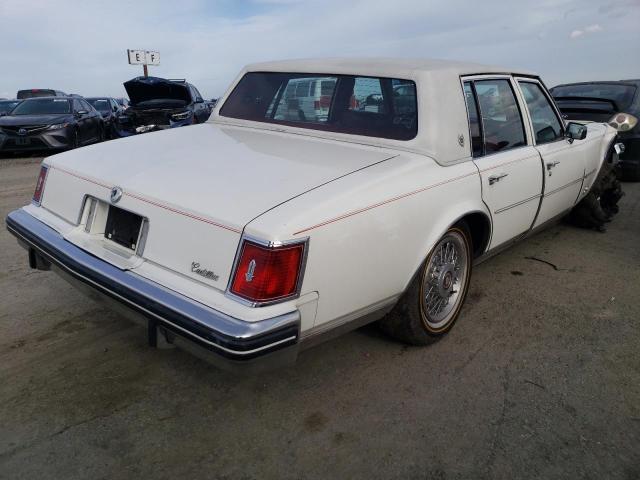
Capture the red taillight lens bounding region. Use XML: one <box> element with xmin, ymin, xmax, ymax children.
<box><xmin>230</xmin><ymin>240</ymin><xmax>305</xmax><ymax>304</ymax></box>
<box><xmin>32</xmin><ymin>165</ymin><xmax>48</xmax><ymax>205</ymax></box>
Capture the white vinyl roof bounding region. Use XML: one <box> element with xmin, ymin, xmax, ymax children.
<box><xmin>244</xmin><ymin>57</ymin><xmax>535</xmax><ymax>80</ymax></box>
<box><xmin>213</xmin><ymin>58</ymin><xmax>539</xmax><ymax>165</ymax></box>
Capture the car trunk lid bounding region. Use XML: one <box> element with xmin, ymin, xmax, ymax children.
<box><xmin>44</xmin><ymin>124</ymin><xmax>395</xmax><ymax>290</ymax></box>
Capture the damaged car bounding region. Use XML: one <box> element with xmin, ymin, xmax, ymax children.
<box><xmin>116</xmin><ymin>76</ymin><xmax>211</xmax><ymax>135</ymax></box>
<box><xmin>551</xmin><ymin>80</ymin><xmax>639</xmax><ymax>180</ymax></box>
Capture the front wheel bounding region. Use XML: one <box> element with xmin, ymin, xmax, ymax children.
<box><xmin>380</xmin><ymin>223</ymin><xmax>473</xmax><ymax>345</ymax></box>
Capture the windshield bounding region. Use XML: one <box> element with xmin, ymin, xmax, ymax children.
<box><xmin>220</xmin><ymin>72</ymin><xmax>418</xmax><ymax>141</ymax></box>
<box><xmin>551</xmin><ymin>83</ymin><xmax>636</xmax><ymax>111</ymax></box>
<box><xmin>0</xmin><ymin>101</ymin><xmax>20</xmax><ymax>114</ymax></box>
<box><xmin>11</xmin><ymin>98</ymin><xmax>71</xmax><ymax>115</ymax></box>
<box><xmin>87</xmin><ymin>98</ymin><xmax>111</xmax><ymax>112</ymax></box>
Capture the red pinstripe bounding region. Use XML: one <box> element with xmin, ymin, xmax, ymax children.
<box><xmin>50</xmin><ymin>165</ymin><xmax>241</xmax><ymax>234</ymax></box>
<box><xmin>293</xmin><ymin>171</ymin><xmax>478</xmax><ymax>235</ymax></box>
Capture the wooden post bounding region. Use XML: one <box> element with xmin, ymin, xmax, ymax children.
<box><xmin>143</xmin><ymin>64</ymin><xmax>148</xmax><ymax>77</ymax></box>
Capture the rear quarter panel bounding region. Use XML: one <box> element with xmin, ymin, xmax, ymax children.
<box><xmin>245</xmin><ymin>153</ymin><xmax>487</xmax><ymax>330</ymax></box>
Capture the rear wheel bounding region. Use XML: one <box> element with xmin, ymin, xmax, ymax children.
<box><xmin>380</xmin><ymin>223</ymin><xmax>473</xmax><ymax>345</ymax></box>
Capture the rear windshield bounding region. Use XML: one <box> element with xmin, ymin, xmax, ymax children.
<box><xmin>220</xmin><ymin>72</ymin><xmax>418</xmax><ymax>140</ymax></box>
<box><xmin>87</xmin><ymin>98</ymin><xmax>111</xmax><ymax>112</ymax></box>
<box><xmin>11</xmin><ymin>98</ymin><xmax>71</xmax><ymax>115</ymax></box>
<box><xmin>17</xmin><ymin>89</ymin><xmax>57</xmax><ymax>100</ymax></box>
<box><xmin>551</xmin><ymin>84</ymin><xmax>636</xmax><ymax>111</ymax></box>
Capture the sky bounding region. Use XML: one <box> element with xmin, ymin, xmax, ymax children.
<box><xmin>1</xmin><ymin>0</ymin><xmax>639</xmax><ymax>100</ymax></box>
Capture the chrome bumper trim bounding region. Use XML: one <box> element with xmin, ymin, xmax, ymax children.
<box><xmin>6</xmin><ymin>208</ymin><xmax>300</xmax><ymax>362</ymax></box>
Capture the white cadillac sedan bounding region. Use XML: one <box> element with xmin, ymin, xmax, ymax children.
<box><xmin>6</xmin><ymin>59</ymin><xmax>619</xmax><ymax>370</ymax></box>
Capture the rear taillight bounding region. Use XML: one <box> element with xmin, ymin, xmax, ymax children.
<box><xmin>230</xmin><ymin>239</ymin><xmax>306</xmax><ymax>305</ymax></box>
<box><xmin>32</xmin><ymin>165</ymin><xmax>49</xmax><ymax>205</ymax></box>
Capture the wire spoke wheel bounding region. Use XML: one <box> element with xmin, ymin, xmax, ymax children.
<box><xmin>420</xmin><ymin>229</ymin><xmax>470</xmax><ymax>332</ymax></box>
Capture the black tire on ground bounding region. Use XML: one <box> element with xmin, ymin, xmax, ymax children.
<box><xmin>379</xmin><ymin>222</ymin><xmax>473</xmax><ymax>345</ymax></box>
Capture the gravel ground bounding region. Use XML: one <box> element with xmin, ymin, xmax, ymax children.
<box><xmin>1</xmin><ymin>155</ymin><xmax>639</xmax><ymax>480</ymax></box>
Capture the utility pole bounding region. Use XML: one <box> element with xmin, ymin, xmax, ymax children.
<box><xmin>143</xmin><ymin>64</ymin><xmax>148</xmax><ymax>77</ymax></box>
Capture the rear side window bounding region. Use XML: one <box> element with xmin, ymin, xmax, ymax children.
<box><xmin>220</xmin><ymin>72</ymin><xmax>418</xmax><ymax>141</ymax></box>
<box><xmin>463</xmin><ymin>82</ymin><xmax>483</xmax><ymax>157</ymax></box>
<box><xmin>474</xmin><ymin>79</ymin><xmax>526</xmax><ymax>154</ymax></box>
<box><xmin>519</xmin><ymin>82</ymin><xmax>563</xmax><ymax>144</ymax></box>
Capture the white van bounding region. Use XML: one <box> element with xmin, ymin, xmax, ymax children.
<box><xmin>273</xmin><ymin>77</ymin><xmax>337</xmax><ymax>122</ymax></box>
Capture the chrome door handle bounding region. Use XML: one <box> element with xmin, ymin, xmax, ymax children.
<box><xmin>488</xmin><ymin>173</ymin><xmax>508</xmax><ymax>185</ymax></box>
<box><xmin>546</xmin><ymin>161</ymin><xmax>560</xmax><ymax>170</ymax></box>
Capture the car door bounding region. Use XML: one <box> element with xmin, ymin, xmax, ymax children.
<box><xmin>191</xmin><ymin>86</ymin><xmax>208</xmax><ymax>123</ymax></box>
<box><xmin>462</xmin><ymin>77</ymin><xmax>544</xmax><ymax>249</ymax></box>
<box><xmin>81</xmin><ymin>99</ymin><xmax>101</xmax><ymax>141</ymax></box>
<box><xmin>72</xmin><ymin>99</ymin><xmax>90</xmax><ymax>144</ymax></box>
<box><xmin>516</xmin><ymin>79</ymin><xmax>586</xmax><ymax>227</ymax></box>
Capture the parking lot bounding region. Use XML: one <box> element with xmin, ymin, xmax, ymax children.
<box><xmin>0</xmin><ymin>155</ymin><xmax>639</xmax><ymax>479</ymax></box>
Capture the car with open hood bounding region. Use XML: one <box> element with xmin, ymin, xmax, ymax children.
<box><xmin>550</xmin><ymin>80</ymin><xmax>640</xmax><ymax>180</ymax></box>
<box><xmin>0</xmin><ymin>96</ymin><xmax>103</xmax><ymax>153</ymax></box>
<box><xmin>116</xmin><ymin>76</ymin><xmax>210</xmax><ymax>135</ymax></box>
<box><xmin>6</xmin><ymin>59</ymin><xmax>620</xmax><ymax>371</ymax></box>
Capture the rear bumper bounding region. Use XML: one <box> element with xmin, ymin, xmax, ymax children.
<box><xmin>5</xmin><ymin>208</ymin><xmax>300</xmax><ymax>370</ymax></box>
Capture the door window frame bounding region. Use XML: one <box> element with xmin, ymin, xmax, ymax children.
<box><xmin>514</xmin><ymin>77</ymin><xmax>566</xmax><ymax>145</ymax></box>
<box><xmin>459</xmin><ymin>74</ymin><xmax>533</xmax><ymax>159</ymax></box>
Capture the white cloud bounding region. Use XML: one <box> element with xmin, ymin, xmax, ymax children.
<box><xmin>570</xmin><ymin>22</ymin><xmax>604</xmax><ymax>39</ymax></box>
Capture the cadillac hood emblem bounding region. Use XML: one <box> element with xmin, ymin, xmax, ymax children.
<box><xmin>110</xmin><ymin>186</ymin><xmax>123</xmax><ymax>204</ymax></box>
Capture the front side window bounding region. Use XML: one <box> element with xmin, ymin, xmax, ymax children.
<box><xmin>220</xmin><ymin>72</ymin><xmax>418</xmax><ymax>141</ymax></box>
<box><xmin>474</xmin><ymin>79</ymin><xmax>526</xmax><ymax>154</ymax></box>
<box><xmin>519</xmin><ymin>82</ymin><xmax>563</xmax><ymax>144</ymax></box>
<box><xmin>82</xmin><ymin>99</ymin><xmax>93</xmax><ymax>112</ymax></box>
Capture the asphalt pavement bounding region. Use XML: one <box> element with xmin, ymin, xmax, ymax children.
<box><xmin>1</xmin><ymin>156</ymin><xmax>639</xmax><ymax>480</ymax></box>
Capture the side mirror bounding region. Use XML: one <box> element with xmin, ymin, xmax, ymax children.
<box><xmin>195</xmin><ymin>98</ymin><xmax>204</xmax><ymax>103</ymax></box>
<box><xmin>76</xmin><ymin>110</ymin><xmax>88</xmax><ymax>116</ymax></box>
<box><xmin>565</xmin><ymin>122</ymin><xmax>587</xmax><ymax>142</ymax></box>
